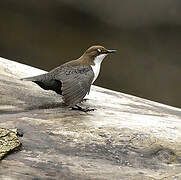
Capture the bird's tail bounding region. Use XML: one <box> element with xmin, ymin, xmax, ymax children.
<box><xmin>21</xmin><ymin>77</ymin><xmax>36</xmax><ymax>81</ymax></box>
<box><xmin>20</xmin><ymin>73</ymin><xmax>47</xmax><ymax>81</ymax></box>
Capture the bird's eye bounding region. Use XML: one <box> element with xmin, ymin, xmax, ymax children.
<box><xmin>97</xmin><ymin>49</ymin><xmax>101</xmax><ymax>53</ymax></box>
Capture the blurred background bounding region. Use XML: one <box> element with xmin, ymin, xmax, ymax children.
<box><xmin>0</xmin><ymin>0</ymin><xmax>181</xmax><ymax>108</ymax></box>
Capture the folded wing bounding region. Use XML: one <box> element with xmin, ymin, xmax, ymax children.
<box><xmin>53</xmin><ymin>65</ymin><xmax>94</xmax><ymax>107</ymax></box>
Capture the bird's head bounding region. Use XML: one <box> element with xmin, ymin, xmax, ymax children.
<box><xmin>81</xmin><ymin>45</ymin><xmax>116</xmax><ymax>65</ymax></box>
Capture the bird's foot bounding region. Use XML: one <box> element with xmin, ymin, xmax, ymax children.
<box><xmin>82</xmin><ymin>98</ymin><xmax>89</xmax><ymax>102</ymax></box>
<box><xmin>72</xmin><ymin>105</ymin><xmax>96</xmax><ymax>112</ymax></box>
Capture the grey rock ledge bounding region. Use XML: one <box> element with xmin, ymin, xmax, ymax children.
<box><xmin>0</xmin><ymin>57</ymin><xmax>181</xmax><ymax>180</ymax></box>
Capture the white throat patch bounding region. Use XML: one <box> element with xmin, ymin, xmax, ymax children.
<box><xmin>91</xmin><ymin>54</ymin><xmax>107</xmax><ymax>84</ymax></box>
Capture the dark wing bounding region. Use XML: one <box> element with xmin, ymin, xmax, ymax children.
<box><xmin>21</xmin><ymin>73</ymin><xmax>63</xmax><ymax>95</ymax></box>
<box><xmin>52</xmin><ymin>65</ymin><xmax>94</xmax><ymax>107</ymax></box>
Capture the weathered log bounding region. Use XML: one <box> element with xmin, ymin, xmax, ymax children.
<box><xmin>0</xmin><ymin>128</ymin><xmax>21</xmax><ymax>160</ymax></box>
<box><xmin>0</xmin><ymin>57</ymin><xmax>181</xmax><ymax>179</ymax></box>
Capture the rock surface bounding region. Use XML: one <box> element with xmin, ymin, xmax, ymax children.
<box><xmin>0</xmin><ymin>128</ymin><xmax>21</xmax><ymax>160</ymax></box>
<box><xmin>0</xmin><ymin>57</ymin><xmax>181</xmax><ymax>179</ymax></box>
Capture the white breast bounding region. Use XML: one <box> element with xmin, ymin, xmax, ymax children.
<box><xmin>91</xmin><ymin>54</ymin><xmax>107</xmax><ymax>84</ymax></box>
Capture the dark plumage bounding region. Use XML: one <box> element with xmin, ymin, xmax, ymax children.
<box><xmin>21</xmin><ymin>45</ymin><xmax>116</xmax><ymax>109</ymax></box>
<box><xmin>22</xmin><ymin>63</ymin><xmax>94</xmax><ymax>107</ymax></box>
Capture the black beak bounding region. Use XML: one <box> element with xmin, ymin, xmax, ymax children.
<box><xmin>107</xmin><ymin>49</ymin><xmax>117</xmax><ymax>53</ymax></box>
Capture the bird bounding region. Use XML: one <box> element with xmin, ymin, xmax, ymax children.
<box><xmin>21</xmin><ymin>45</ymin><xmax>116</xmax><ymax>112</ymax></box>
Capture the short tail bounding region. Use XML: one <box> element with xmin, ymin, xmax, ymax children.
<box><xmin>21</xmin><ymin>77</ymin><xmax>36</xmax><ymax>81</ymax></box>
<box><xmin>20</xmin><ymin>73</ymin><xmax>47</xmax><ymax>81</ymax></box>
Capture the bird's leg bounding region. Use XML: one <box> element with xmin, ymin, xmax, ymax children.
<box><xmin>72</xmin><ymin>105</ymin><xmax>95</xmax><ymax>112</ymax></box>
<box><xmin>82</xmin><ymin>98</ymin><xmax>89</xmax><ymax>102</ymax></box>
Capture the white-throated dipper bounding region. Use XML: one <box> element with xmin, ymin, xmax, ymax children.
<box><xmin>21</xmin><ymin>45</ymin><xmax>116</xmax><ymax>112</ymax></box>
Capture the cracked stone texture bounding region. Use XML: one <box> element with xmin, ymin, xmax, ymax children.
<box><xmin>0</xmin><ymin>128</ymin><xmax>21</xmax><ymax>159</ymax></box>
<box><xmin>0</xmin><ymin>57</ymin><xmax>181</xmax><ymax>180</ymax></box>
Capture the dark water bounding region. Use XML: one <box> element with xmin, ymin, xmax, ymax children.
<box><xmin>0</xmin><ymin>0</ymin><xmax>181</xmax><ymax>108</ymax></box>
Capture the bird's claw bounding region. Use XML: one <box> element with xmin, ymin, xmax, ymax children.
<box><xmin>72</xmin><ymin>105</ymin><xmax>96</xmax><ymax>112</ymax></box>
<box><xmin>82</xmin><ymin>98</ymin><xmax>89</xmax><ymax>102</ymax></box>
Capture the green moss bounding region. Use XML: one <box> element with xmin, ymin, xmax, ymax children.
<box><xmin>0</xmin><ymin>128</ymin><xmax>21</xmax><ymax>160</ymax></box>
